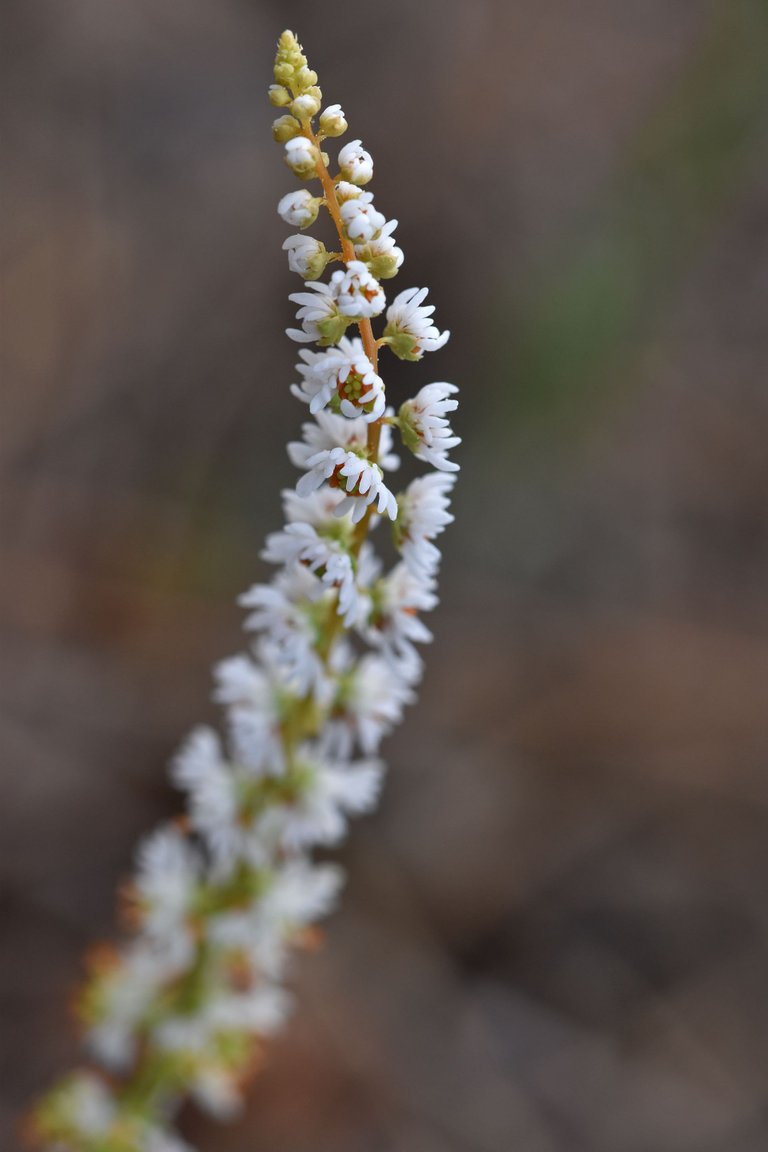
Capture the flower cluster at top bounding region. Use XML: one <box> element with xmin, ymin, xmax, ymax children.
<box><xmin>31</xmin><ymin>30</ymin><xmax>459</xmax><ymax>1152</ymax></box>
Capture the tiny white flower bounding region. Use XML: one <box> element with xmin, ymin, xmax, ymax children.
<box><xmin>339</xmin><ymin>197</ymin><xmax>386</xmax><ymax>243</ymax></box>
<box><xmin>262</xmin><ymin>522</ymin><xmax>360</xmax><ymax>625</ymax></box>
<box><xmin>277</xmin><ymin>189</ymin><xmax>321</xmax><ymax>229</ymax></box>
<box><xmin>319</xmin><ymin>103</ymin><xmax>347</xmax><ymax>137</ymax></box>
<box><xmin>384</xmin><ymin>286</ymin><xmax>450</xmax><ymax>359</ymax></box>
<box><xmin>356</xmin><ymin>217</ymin><xmax>404</xmax><ymax>271</ymax></box>
<box><xmin>330</xmin><ymin>260</ymin><xmax>385</xmax><ymax>319</ymax></box>
<box><xmin>282</xmin><ymin>234</ymin><xmax>329</xmax><ymax>279</ymax></box>
<box><xmin>296</xmin><ymin>447</ymin><xmax>397</xmax><ymax>523</ymax></box>
<box><xmin>338</xmin><ymin>138</ymin><xmax>373</xmax><ymax>185</ymax></box>
<box><xmin>284</xmin><ymin>135</ymin><xmax>319</xmax><ymax>178</ymax></box>
<box><xmin>287</xmin><ymin>280</ymin><xmax>347</xmax><ymax>345</ymax></box>
<box><xmin>87</xmin><ymin>944</ymin><xmax>184</xmax><ymax>1070</ymax></box>
<box><xmin>61</xmin><ymin>1074</ymin><xmax>116</xmax><ymax>1137</ymax></box>
<box><xmin>239</xmin><ymin>574</ymin><xmax>328</xmax><ymax>698</ymax></box>
<box><xmin>367</xmin><ymin>562</ymin><xmax>438</xmax><ymax>669</ymax></box>
<box><xmin>290</xmin><ymin>337</ymin><xmax>385</xmax><ymax>420</ymax></box>
<box><xmin>335</xmin><ymin>180</ymin><xmax>364</xmax><ymax>205</ymax></box>
<box><xmin>395</xmin><ymin>472</ymin><xmax>456</xmax><ymax>579</ymax></box>
<box><xmin>273</xmin><ymin>746</ymin><xmax>384</xmax><ymax>850</ymax></box>
<box><xmin>134</xmin><ymin>825</ymin><xmax>201</xmax><ymax>943</ymax></box>
<box><xmin>288</xmin><ymin>406</ymin><xmax>400</xmax><ymax>472</ymax></box>
<box><xmin>213</xmin><ymin>655</ymin><xmax>285</xmax><ymax>775</ymax></box>
<box><xmin>399</xmin><ymin>383</ymin><xmax>460</xmax><ymax>472</ymax></box>
<box><xmin>328</xmin><ymin>653</ymin><xmax>415</xmax><ymax>756</ymax></box>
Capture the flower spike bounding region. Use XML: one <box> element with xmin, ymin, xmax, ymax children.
<box><xmin>31</xmin><ymin>29</ymin><xmax>458</xmax><ymax>1152</ymax></box>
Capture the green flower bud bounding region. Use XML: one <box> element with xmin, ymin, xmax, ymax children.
<box><xmin>316</xmin><ymin>314</ymin><xmax>351</xmax><ymax>346</ymax></box>
<box><xmin>273</xmin><ymin>62</ymin><xmax>294</xmax><ymax>86</ymax></box>
<box><xmin>296</xmin><ymin>67</ymin><xmax>318</xmax><ymax>90</ymax></box>
<box><xmin>361</xmin><ymin>251</ymin><xmax>401</xmax><ymax>280</ymax></box>
<box><xmin>272</xmin><ymin>115</ymin><xmax>302</xmax><ymax>143</ymax></box>
<box><xmin>398</xmin><ymin>402</ymin><xmax>423</xmax><ymax>452</ymax></box>
<box><xmin>268</xmin><ymin>84</ymin><xmax>292</xmax><ymax>108</ymax></box>
<box><xmin>385</xmin><ymin>330</ymin><xmax>421</xmax><ymax>362</ymax></box>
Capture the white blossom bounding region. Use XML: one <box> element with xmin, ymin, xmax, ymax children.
<box><xmin>288</xmin><ymin>406</ymin><xmax>399</xmax><ymax>472</ymax></box>
<box><xmin>290</xmin><ymin>337</ymin><xmax>385</xmax><ymax>420</ymax></box>
<box><xmin>296</xmin><ymin>447</ymin><xmax>398</xmax><ymax>523</ymax></box>
<box><xmin>134</xmin><ymin>825</ymin><xmax>200</xmax><ymax>943</ymax></box>
<box><xmin>385</xmin><ymin>285</ymin><xmax>450</xmax><ymax>358</ymax></box>
<box><xmin>283</xmin><ymin>135</ymin><xmax>318</xmax><ymax>177</ymax></box>
<box><xmin>339</xmin><ymin>195</ymin><xmax>386</xmax><ymax>243</ymax></box>
<box><xmin>366</xmin><ymin>562</ymin><xmax>438</xmax><ymax>669</ymax></box>
<box><xmin>319</xmin><ymin>103</ymin><xmax>347</xmax><ymax>136</ymax></box>
<box><xmin>356</xmin><ymin>217</ymin><xmax>404</xmax><ymax>271</ymax></box>
<box><xmin>213</xmin><ymin>655</ymin><xmax>285</xmax><ymax>774</ymax></box>
<box><xmin>277</xmin><ymin>189</ymin><xmax>320</xmax><ymax>228</ymax></box>
<box><xmin>330</xmin><ymin>260</ymin><xmax>385</xmax><ymax>319</ymax></box>
<box><xmin>282</xmin><ymin>234</ymin><xmax>328</xmax><ymax>279</ymax></box>
<box><xmin>262</xmin><ymin>521</ymin><xmax>361</xmax><ymax>625</ymax></box>
<box><xmin>395</xmin><ymin>472</ymin><xmax>456</xmax><ymax>579</ymax></box>
<box><xmin>287</xmin><ymin>280</ymin><xmax>344</xmax><ymax>344</ymax></box>
<box><xmin>338</xmin><ymin>138</ymin><xmax>374</xmax><ymax>185</ymax></box>
<box><xmin>399</xmin><ymin>382</ymin><xmax>460</xmax><ymax>471</ymax></box>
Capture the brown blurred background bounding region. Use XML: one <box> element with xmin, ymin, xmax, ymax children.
<box><xmin>2</xmin><ymin>1</ymin><xmax>768</xmax><ymax>1149</ymax></box>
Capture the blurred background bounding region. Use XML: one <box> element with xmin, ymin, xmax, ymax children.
<box><xmin>2</xmin><ymin>1</ymin><xmax>768</xmax><ymax>1149</ymax></box>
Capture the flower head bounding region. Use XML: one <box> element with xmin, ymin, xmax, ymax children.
<box><xmin>384</xmin><ymin>286</ymin><xmax>450</xmax><ymax>360</ymax></box>
<box><xmin>399</xmin><ymin>382</ymin><xmax>460</xmax><ymax>471</ymax></box>
<box><xmin>338</xmin><ymin>138</ymin><xmax>373</xmax><ymax>185</ymax></box>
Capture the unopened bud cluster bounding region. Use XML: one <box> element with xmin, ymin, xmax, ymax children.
<box><xmin>31</xmin><ymin>30</ymin><xmax>459</xmax><ymax>1152</ymax></box>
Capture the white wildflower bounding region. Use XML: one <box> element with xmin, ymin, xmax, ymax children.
<box><xmin>395</xmin><ymin>472</ymin><xmax>456</xmax><ymax>579</ymax></box>
<box><xmin>282</xmin><ymin>234</ymin><xmax>330</xmax><ymax>279</ymax></box>
<box><xmin>319</xmin><ymin>103</ymin><xmax>347</xmax><ymax>136</ymax></box>
<box><xmin>367</xmin><ymin>562</ymin><xmax>438</xmax><ymax>669</ymax></box>
<box><xmin>399</xmin><ymin>382</ymin><xmax>460</xmax><ymax>471</ymax></box>
<box><xmin>330</xmin><ymin>260</ymin><xmax>385</xmax><ymax>319</ymax></box>
<box><xmin>287</xmin><ymin>280</ymin><xmax>347</xmax><ymax>345</ymax></box>
<box><xmin>339</xmin><ymin>196</ymin><xmax>386</xmax><ymax>243</ymax></box>
<box><xmin>134</xmin><ymin>825</ymin><xmax>200</xmax><ymax>943</ymax></box>
<box><xmin>296</xmin><ymin>447</ymin><xmax>398</xmax><ymax>523</ymax></box>
<box><xmin>277</xmin><ymin>189</ymin><xmax>321</xmax><ymax>228</ymax></box>
<box><xmin>213</xmin><ymin>655</ymin><xmax>285</xmax><ymax>774</ymax></box>
<box><xmin>284</xmin><ymin>135</ymin><xmax>319</xmax><ymax>178</ymax></box>
<box><xmin>384</xmin><ymin>285</ymin><xmax>450</xmax><ymax>359</ymax></box>
<box><xmin>328</xmin><ymin>652</ymin><xmax>415</xmax><ymax>756</ymax></box>
<box><xmin>290</xmin><ymin>337</ymin><xmax>384</xmax><ymax>420</ymax></box>
<box><xmin>335</xmin><ymin>180</ymin><xmax>364</xmax><ymax>205</ymax></box>
<box><xmin>262</xmin><ymin>521</ymin><xmax>361</xmax><ymax>625</ymax></box>
<box><xmin>338</xmin><ymin>138</ymin><xmax>373</xmax><ymax>185</ymax></box>
<box><xmin>288</xmin><ymin>406</ymin><xmax>400</xmax><ymax>472</ymax></box>
<box><xmin>272</xmin><ymin>746</ymin><xmax>384</xmax><ymax>850</ymax></box>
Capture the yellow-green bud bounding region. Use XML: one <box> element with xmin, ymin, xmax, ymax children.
<box><xmin>386</xmin><ymin>331</ymin><xmax>421</xmax><ymax>361</ymax></box>
<box><xmin>273</xmin><ymin>62</ymin><xmax>294</xmax><ymax>86</ymax></box>
<box><xmin>296</xmin><ymin>67</ymin><xmax>318</xmax><ymax>90</ymax></box>
<box><xmin>316</xmin><ymin>314</ymin><xmax>351</xmax><ymax>346</ymax></box>
<box><xmin>291</xmin><ymin>93</ymin><xmax>321</xmax><ymax>120</ymax></box>
<box><xmin>268</xmin><ymin>84</ymin><xmax>292</xmax><ymax>108</ymax></box>
<box><xmin>365</xmin><ymin>252</ymin><xmax>401</xmax><ymax>280</ymax></box>
<box><xmin>319</xmin><ymin>104</ymin><xmax>348</xmax><ymax>137</ymax></box>
<box><xmin>272</xmin><ymin>115</ymin><xmax>302</xmax><ymax>143</ymax></box>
